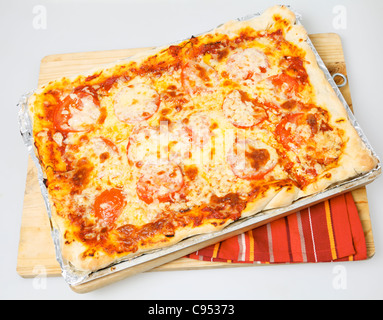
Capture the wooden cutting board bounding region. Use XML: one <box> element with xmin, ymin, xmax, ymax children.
<box><xmin>16</xmin><ymin>33</ymin><xmax>375</xmax><ymax>279</ymax></box>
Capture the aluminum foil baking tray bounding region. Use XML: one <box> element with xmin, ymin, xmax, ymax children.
<box><xmin>18</xmin><ymin>8</ymin><xmax>381</xmax><ymax>289</ymax></box>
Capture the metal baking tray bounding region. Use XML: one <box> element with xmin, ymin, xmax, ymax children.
<box><xmin>18</xmin><ymin>8</ymin><xmax>381</xmax><ymax>291</ymax></box>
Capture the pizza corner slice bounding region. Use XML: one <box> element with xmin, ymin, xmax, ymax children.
<box><xmin>27</xmin><ymin>5</ymin><xmax>378</xmax><ymax>272</ymax></box>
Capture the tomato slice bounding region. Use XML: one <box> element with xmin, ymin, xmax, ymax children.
<box><xmin>53</xmin><ymin>91</ymin><xmax>100</xmax><ymax>133</ymax></box>
<box><xmin>276</xmin><ymin>111</ymin><xmax>342</xmax><ymax>166</ymax></box>
<box><xmin>225</xmin><ymin>48</ymin><xmax>269</xmax><ymax>83</ymax></box>
<box><xmin>275</xmin><ymin>113</ymin><xmax>306</xmax><ymax>151</ymax></box>
<box><xmin>136</xmin><ymin>163</ymin><xmax>184</xmax><ymax>204</ymax></box>
<box><xmin>279</xmin><ymin>56</ymin><xmax>308</xmax><ymax>85</ymax></box>
<box><xmin>269</xmin><ymin>73</ymin><xmax>299</xmax><ymax>98</ymax></box>
<box><xmin>94</xmin><ymin>188</ymin><xmax>126</xmax><ymax>225</ymax></box>
<box><xmin>53</xmin><ymin>95</ymin><xmax>75</xmax><ymax>132</ymax></box>
<box><xmin>275</xmin><ymin>112</ymin><xmax>327</xmax><ymax>152</ymax></box>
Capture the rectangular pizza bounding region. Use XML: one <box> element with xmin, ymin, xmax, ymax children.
<box><xmin>26</xmin><ymin>5</ymin><xmax>378</xmax><ymax>272</ymax></box>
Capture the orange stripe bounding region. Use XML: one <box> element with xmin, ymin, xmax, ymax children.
<box><xmin>212</xmin><ymin>242</ymin><xmax>220</xmax><ymax>259</ymax></box>
<box><xmin>247</xmin><ymin>230</ymin><xmax>255</xmax><ymax>261</ymax></box>
<box><xmin>324</xmin><ymin>200</ymin><xmax>337</xmax><ymax>260</ymax></box>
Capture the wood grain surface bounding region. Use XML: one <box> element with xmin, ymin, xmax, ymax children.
<box><xmin>16</xmin><ymin>33</ymin><xmax>375</xmax><ymax>281</ymax></box>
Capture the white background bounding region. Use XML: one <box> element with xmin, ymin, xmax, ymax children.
<box><xmin>1</xmin><ymin>0</ymin><xmax>382</xmax><ymax>300</ymax></box>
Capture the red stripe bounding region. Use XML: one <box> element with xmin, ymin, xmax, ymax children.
<box><xmin>270</xmin><ymin>218</ymin><xmax>290</xmax><ymax>262</ymax></box>
<box><xmin>329</xmin><ymin>194</ymin><xmax>355</xmax><ymax>259</ymax></box>
<box><xmin>345</xmin><ymin>192</ymin><xmax>367</xmax><ymax>260</ymax></box>
<box><xmin>218</xmin><ymin>235</ymin><xmax>240</xmax><ymax>261</ymax></box>
<box><xmin>251</xmin><ymin>224</ymin><xmax>270</xmax><ymax>262</ymax></box>
<box><xmin>284</xmin><ymin>217</ymin><xmax>294</xmax><ymax>262</ymax></box>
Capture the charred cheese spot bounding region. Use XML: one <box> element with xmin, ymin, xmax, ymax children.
<box><xmin>100</xmin><ymin>152</ymin><xmax>110</xmax><ymax>163</ymax></box>
<box><xmin>70</xmin><ymin>158</ymin><xmax>94</xmax><ymax>194</ymax></box>
<box><xmin>181</xmin><ymin>60</ymin><xmax>219</xmax><ymax>95</ymax></box>
<box><xmin>227</xmin><ymin>139</ymin><xmax>278</xmax><ymax>180</ymax></box>
<box><xmin>246</xmin><ymin>147</ymin><xmax>270</xmax><ymax>171</ymax></box>
<box><xmin>184</xmin><ymin>165</ymin><xmax>199</xmax><ymax>181</ymax></box>
<box><xmin>202</xmin><ymin>192</ymin><xmax>247</xmax><ymax>221</ymax></box>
